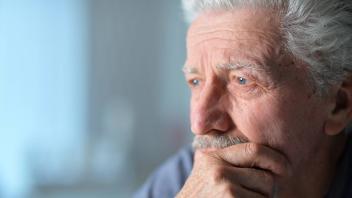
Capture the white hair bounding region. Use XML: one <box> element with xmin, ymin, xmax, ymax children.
<box><xmin>182</xmin><ymin>0</ymin><xmax>352</xmax><ymax>95</ymax></box>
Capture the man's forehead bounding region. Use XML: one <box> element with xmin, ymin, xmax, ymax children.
<box><xmin>187</xmin><ymin>13</ymin><xmax>283</xmax><ymax>66</ymax></box>
<box><xmin>184</xmin><ymin>8</ymin><xmax>288</xmax><ymax>76</ymax></box>
<box><xmin>187</xmin><ymin>8</ymin><xmax>281</xmax><ymax>37</ymax></box>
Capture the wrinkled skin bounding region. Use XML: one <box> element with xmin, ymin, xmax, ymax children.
<box><xmin>178</xmin><ymin>8</ymin><xmax>350</xmax><ymax>198</ymax></box>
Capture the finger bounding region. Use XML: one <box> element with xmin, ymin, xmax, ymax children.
<box><xmin>224</xmin><ymin>166</ymin><xmax>275</xmax><ymax>197</ymax></box>
<box><xmin>225</xmin><ymin>183</ymin><xmax>266</xmax><ymax>198</ymax></box>
<box><xmin>206</xmin><ymin>143</ymin><xmax>292</xmax><ymax>176</ymax></box>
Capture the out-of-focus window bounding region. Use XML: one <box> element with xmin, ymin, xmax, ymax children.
<box><xmin>0</xmin><ymin>1</ymin><xmax>190</xmax><ymax>198</ymax></box>
<box><xmin>0</xmin><ymin>0</ymin><xmax>88</xmax><ymax>197</ymax></box>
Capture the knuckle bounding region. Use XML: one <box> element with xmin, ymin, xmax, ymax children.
<box><xmin>271</xmin><ymin>155</ymin><xmax>289</xmax><ymax>176</ymax></box>
<box><xmin>261</xmin><ymin>171</ymin><xmax>274</xmax><ymax>185</ymax></box>
<box><xmin>279</xmin><ymin>157</ymin><xmax>291</xmax><ymax>176</ymax></box>
<box><xmin>258</xmin><ymin>171</ymin><xmax>275</xmax><ymax>197</ymax></box>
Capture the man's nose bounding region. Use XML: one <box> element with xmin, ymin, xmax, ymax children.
<box><xmin>191</xmin><ymin>82</ymin><xmax>233</xmax><ymax>135</ymax></box>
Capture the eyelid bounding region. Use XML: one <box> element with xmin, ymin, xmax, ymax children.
<box><xmin>185</xmin><ymin>73</ymin><xmax>199</xmax><ymax>82</ymax></box>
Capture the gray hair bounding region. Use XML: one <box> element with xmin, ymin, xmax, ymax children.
<box><xmin>182</xmin><ymin>0</ymin><xmax>352</xmax><ymax>95</ymax></box>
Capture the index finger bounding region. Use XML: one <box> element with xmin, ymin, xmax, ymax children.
<box><xmin>204</xmin><ymin>143</ymin><xmax>292</xmax><ymax>176</ymax></box>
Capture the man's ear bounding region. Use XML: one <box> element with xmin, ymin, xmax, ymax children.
<box><xmin>325</xmin><ymin>75</ymin><xmax>352</xmax><ymax>135</ymax></box>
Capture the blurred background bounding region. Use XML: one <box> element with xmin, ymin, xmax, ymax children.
<box><xmin>0</xmin><ymin>0</ymin><xmax>191</xmax><ymax>197</ymax></box>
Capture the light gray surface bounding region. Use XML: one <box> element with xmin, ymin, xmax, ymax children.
<box><xmin>0</xmin><ymin>1</ymin><xmax>191</xmax><ymax>197</ymax></box>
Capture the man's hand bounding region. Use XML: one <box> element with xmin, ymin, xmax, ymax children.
<box><xmin>176</xmin><ymin>143</ymin><xmax>291</xmax><ymax>198</ymax></box>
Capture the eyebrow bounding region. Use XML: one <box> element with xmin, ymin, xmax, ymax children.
<box><xmin>216</xmin><ymin>61</ymin><xmax>264</xmax><ymax>71</ymax></box>
<box><xmin>182</xmin><ymin>66</ymin><xmax>199</xmax><ymax>74</ymax></box>
<box><xmin>182</xmin><ymin>61</ymin><xmax>264</xmax><ymax>74</ymax></box>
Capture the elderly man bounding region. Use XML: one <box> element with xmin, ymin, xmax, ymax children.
<box><xmin>135</xmin><ymin>0</ymin><xmax>352</xmax><ymax>197</ymax></box>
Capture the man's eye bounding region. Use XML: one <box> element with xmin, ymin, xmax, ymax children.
<box><xmin>190</xmin><ymin>79</ymin><xmax>200</xmax><ymax>87</ymax></box>
<box><xmin>236</xmin><ymin>77</ymin><xmax>247</xmax><ymax>85</ymax></box>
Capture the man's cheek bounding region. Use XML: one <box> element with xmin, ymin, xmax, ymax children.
<box><xmin>236</xmin><ymin>104</ymin><xmax>285</xmax><ymax>147</ymax></box>
<box><xmin>233</xmin><ymin>111</ymin><xmax>268</xmax><ymax>142</ymax></box>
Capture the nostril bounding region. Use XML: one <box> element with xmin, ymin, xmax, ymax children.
<box><xmin>214</xmin><ymin>113</ymin><xmax>233</xmax><ymax>132</ymax></box>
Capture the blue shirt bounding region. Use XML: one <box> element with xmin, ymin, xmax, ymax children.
<box><xmin>135</xmin><ymin>135</ymin><xmax>352</xmax><ymax>198</ymax></box>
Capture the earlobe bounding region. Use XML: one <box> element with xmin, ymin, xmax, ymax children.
<box><xmin>325</xmin><ymin>81</ymin><xmax>352</xmax><ymax>136</ymax></box>
<box><xmin>325</xmin><ymin>116</ymin><xmax>348</xmax><ymax>136</ymax></box>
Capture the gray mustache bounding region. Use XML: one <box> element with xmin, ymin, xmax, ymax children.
<box><xmin>192</xmin><ymin>135</ymin><xmax>248</xmax><ymax>150</ymax></box>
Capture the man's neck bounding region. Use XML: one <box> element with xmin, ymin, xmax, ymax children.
<box><xmin>278</xmin><ymin>133</ymin><xmax>348</xmax><ymax>198</ymax></box>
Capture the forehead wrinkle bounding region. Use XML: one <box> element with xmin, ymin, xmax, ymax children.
<box><xmin>188</xmin><ymin>29</ymin><xmax>280</xmax><ymax>53</ymax></box>
<box><xmin>188</xmin><ymin>20</ymin><xmax>238</xmax><ymax>34</ymax></box>
<box><xmin>215</xmin><ymin>43</ymin><xmax>278</xmax><ymax>69</ymax></box>
<box><xmin>186</xmin><ymin>43</ymin><xmax>276</xmax><ymax>75</ymax></box>
<box><xmin>189</xmin><ymin>37</ymin><xmax>264</xmax><ymax>48</ymax></box>
<box><xmin>188</xmin><ymin>29</ymin><xmax>235</xmax><ymax>38</ymax></box>
<box><xmin>189</xmin><ymin>11</ymin><xmax>279</xmax><ymax>34</ymax></box>
<box><xmin>188</xmin><ymin>12</ymin><xmax>281</xmax><ymax>38</ymax></box>
<box><xmin>187</xmin><ymin>16</ymin><xmax>282</xmax><ymax>52</ymax></box>
<box><xmin>188</xmin><ymin>27</ymin><xmax>275</xmax><ymax>40</ymax></box>
<box><xmin>188</xmin><ymin>29</ymin><xmax>275</xmax><ymax>39</ymax></box>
